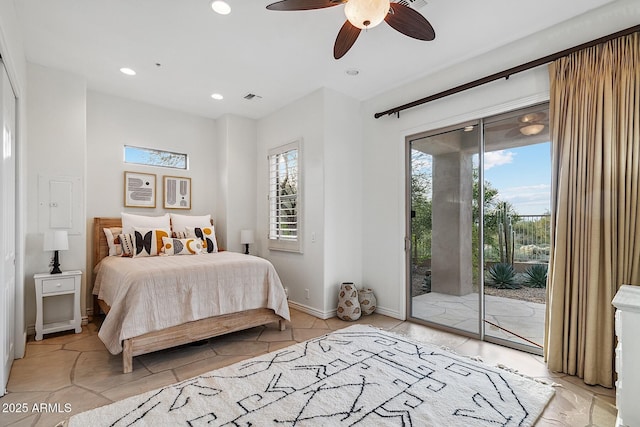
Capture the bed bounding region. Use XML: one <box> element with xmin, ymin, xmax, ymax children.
<box><xmin>92</xmin><ymin>217</ymin><xmax>290</xmax><ymax>373</ymax></box>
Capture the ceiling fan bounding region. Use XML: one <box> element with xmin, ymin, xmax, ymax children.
<box><xmin>265</xmin><ymin>0</ymin><xmax>436</xmax><ymax>59</ymax></box>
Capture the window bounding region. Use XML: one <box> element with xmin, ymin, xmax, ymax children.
<box><xmin>124</xmin><ymin>145</ymin><xmax>188</xmax><ymax>169</ymax></box>
<box><xmin>268</xmin><ymin>140</ymin><xmax>302</xmax><ymax>252</ymax></box>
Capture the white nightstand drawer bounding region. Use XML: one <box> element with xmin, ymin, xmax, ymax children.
<box><xmin>41</xmin><ymin>277</ymin><xmax>76</xmax><ymax>294</ymax></box>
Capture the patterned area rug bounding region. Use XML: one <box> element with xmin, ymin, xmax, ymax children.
<box><xmin>68</xmin><ymin>325</ymin><xmax>554</xmax><ymax>426</ymax></box>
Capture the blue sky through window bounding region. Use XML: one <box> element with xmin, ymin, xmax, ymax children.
<box><xmin>477</xmin><ymin>142</ymin><xmax>551</xmax><ymax>215</ymax></box>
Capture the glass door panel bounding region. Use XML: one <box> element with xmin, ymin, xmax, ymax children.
<box><xmin>409</xmin><ymin>123</ymin><xmax>481</xmax><ymax>335</ymax></box>
<box><xmin>482</xmin><ymin>104</ymin><xmax>550</xmax><ymax>353</ymax></box>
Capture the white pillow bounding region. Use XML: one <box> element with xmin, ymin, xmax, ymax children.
<box><xmin>121</xmin><ymin>212</ymin><xmax>170</xmax><ymax>235</ymax></box>
<box><xmin>170</xmin><ymin>213</ymin><xmax>211</xmax><ymax>235</ymax></box>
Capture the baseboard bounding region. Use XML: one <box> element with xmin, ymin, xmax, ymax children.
<box><xmin>373</xmin><ymin>306</ymin><xmax>404</xmax><ymax>320</ymax></box>
<box><xmin>287</xmin><ymin>301</ymin><xmax>404</xmax><ymax>321</ymax></box>
<box><xmin>81</xmin><ymin>316</ymin><xmax>89</xmax><ymax>326</ymax></box>
<box><xmin>287</xmin><ymin>300</ymin><xmax>336</xmax><ymax>320</ymax></box>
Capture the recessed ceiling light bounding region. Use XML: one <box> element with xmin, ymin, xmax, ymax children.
<box><xmin>211</xmin><ymin>93</ymin><xmax>224</xmax><ymax>100</ymax></box>
<box><xmin>346</xmin><ymin>68</ymin><xmax>359</xmax><ymax>76</ymax></box>
<box><xmin>120</xmin><ymin>67</ymin><xmax>136</xmax><ymax>76</ymax></box>
<box><xmin>463</xmin><ymin>125</ymin><xmax>474</xmax><ymax>132</ymax></box>
<box><xmin>211</xmin><ymin>1</ymin><xmax>231</xmax><ymax>15</ymax></box>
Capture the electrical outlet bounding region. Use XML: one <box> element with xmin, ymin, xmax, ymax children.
<box><xmin>305</xmin><ymin>289</ymin><xmax>310</xmax><ymax>299</ymax></box>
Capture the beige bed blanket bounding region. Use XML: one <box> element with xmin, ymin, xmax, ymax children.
<box><xmin>93</xmin><ymin>252</ymin><xmax>290</xmax><ymax>354</ymax></box>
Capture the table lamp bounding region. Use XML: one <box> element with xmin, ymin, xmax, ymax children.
<box><xmin>43</xmin><ymin>230</ymin><xmax>69</xmax><ymax>274</ymax></box>
<box><xmin>240</xmin><ymin>229</ymin><xmax>255</xmax><ymax>255</ymax></box>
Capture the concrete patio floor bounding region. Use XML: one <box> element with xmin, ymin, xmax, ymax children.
<box><xmin>411</xmin><ymin>292</ymin><xmax>545</xmax><ymax>349</ymax></box>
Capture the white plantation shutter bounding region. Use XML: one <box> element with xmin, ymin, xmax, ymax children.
<box><xmin>268</xmin><ymin>140</ymin><xmax>302</xmax><ymax>252</ymax></box>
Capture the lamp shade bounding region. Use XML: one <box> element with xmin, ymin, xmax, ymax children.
<box><xmin>240</xmin><ymin>229</ymin><xmax>255</xmax><ymax>245</ymax></box>
<box><xmin>43</xmin><ymin>230</ymin><xmax>69</xmax><ymax>251</ymax></box>
<box><xmin>519</xmin><ymin>124</ymin><xmax>545</xmax><ymax>136</ymax></box>
<box><xmin>344</xmin><ymin>0</ymin><xmax>390</xmax><ymax>29</ymax></box>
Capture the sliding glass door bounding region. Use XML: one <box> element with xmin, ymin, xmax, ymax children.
<box><xmin>407</xmin><ymin>103</ymin><xmax>550</xmax><ymax>354</ymax></box>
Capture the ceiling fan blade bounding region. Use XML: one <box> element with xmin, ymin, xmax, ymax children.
<box><xmin>266</xmin><ymin>0</ymin><xmax>346</xmax><ymax>11</ymax></box>
<box><xmin>334</xmin><ymin>20</ymin><xmax>361</xmax><ymax>59</ymax></box>
<box><xmin>385</xmin><ymin>2</ymin><xmax>435</xmax><ymax>41</ymax></box>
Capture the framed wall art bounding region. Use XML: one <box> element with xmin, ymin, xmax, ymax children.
<box><xmin>124</xmin><ymin>171</ymin><xmax>156</xmax><ymax>208</ymax></box>
<box><xmin>163</xmin><ymin>175</ymin><xmax>191</xmax><ymax>210</ymax></box>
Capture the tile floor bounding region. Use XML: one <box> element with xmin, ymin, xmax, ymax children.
<box><xmin>412</xmin><ymin>292</ymin><xmax>546</xmax><ymax>348</ymax></box>
<box><xmin>0</xmin><ymin>308</ymin><xmax>616</xmax><ymax>427</ymax></box>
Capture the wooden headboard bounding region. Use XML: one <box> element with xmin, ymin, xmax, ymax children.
<box><xmin>93</xmin><ymin>217</ymin><xmax>122</xmax><ymax>268</ymax></box>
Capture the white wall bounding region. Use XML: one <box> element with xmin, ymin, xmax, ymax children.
<box><xmin>257</xmin><ymin>89</ymin><xmax>326</xmax><ymax>315</ymax></box>
<box><xmin>323</xmin><ymin>89</ymin><xmax>363</xmax><ymax>313</ymax></box>
<box><xmin>215</xmin><ymin>114</ymin><xmax>257</xmax><ymax>253</ymax></box>
<box><xmin>86</xmin><ymin>91</ymin><xmax>217</xmax><ymax>305</ymax></box>
<box><xmin>25</xmin><ymin>63</ymin><xmax>87</xmax><ymax>329</ymax></box>
<box><xmin>359</xmin><ymin>0</ymin><xmax>640</xmax><ymax>320</ymax></box>
<box><xmin>256</xmin><ymin>88</ymin><xmax>363</xmax><ymax>318</ymax></box>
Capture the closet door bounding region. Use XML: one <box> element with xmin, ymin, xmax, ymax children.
<box><xmin>0</xmin><ymin>59</ymin><xmax>16</xmax><ymax>395</ymax></box>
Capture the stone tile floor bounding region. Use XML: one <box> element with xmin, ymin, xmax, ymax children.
<box><xmin>412</xmin><ymin>292</ymin><xmax>546</xmax><ymax>348</ymax></box>
<box><xmin>0</xmin><ymin>308</ymin><xmax>616</xmax><ymax>426</ymax></box>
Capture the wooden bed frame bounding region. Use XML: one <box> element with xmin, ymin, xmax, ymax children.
<box><xmin>92</xmin><ymin>217</ymin><xmax>287</xmax><ymax>373</ymax></box>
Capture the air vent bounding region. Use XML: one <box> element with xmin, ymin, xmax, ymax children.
<box><xmin>243</xmin><ymin>93</ymin><xmax>263</xmax><ymax>101</ymax></box>
<box><xmin>396</xmin><ymin>0</ymin><xmax>428</xmax><ymax>9</ymax></box>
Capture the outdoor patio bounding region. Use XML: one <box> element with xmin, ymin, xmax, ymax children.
<box><xmin>411</xmin><ymin>292</ymin><xmax>545</xmax><ymax>350</ymax></box>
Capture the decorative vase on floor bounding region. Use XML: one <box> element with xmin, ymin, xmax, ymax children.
<box><xmin>358</xmin><ymin>288</ymin><xmax>376</xmax><ymax>315</ymax></box>
<box><xmin>337</xmin><ymin>282</ymin><xmax>361</xmax><ymax>321</ymax></box>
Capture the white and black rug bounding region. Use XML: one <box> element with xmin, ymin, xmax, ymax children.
<box><xmin>69</xmin><ymin>325</ymin><xmax>554</xmax><ymax>426</ymax></box>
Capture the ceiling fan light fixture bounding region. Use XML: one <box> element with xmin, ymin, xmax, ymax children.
<box><xmin>344</xmin><ymin>0</ymin><xmax>390</xmax><ymax>29</ymax></box>
<box><xmin>519</xmin><ymin>124</ymin><xmax>545</xmax><ymax>136</ymax></box>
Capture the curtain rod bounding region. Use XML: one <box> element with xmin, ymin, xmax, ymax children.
<box><xmin>374</xmin><ymin>24</ymin><xmax>640</xmax><ymax>119</ymax></box>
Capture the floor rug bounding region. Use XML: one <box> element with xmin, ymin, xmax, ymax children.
<box><xmin>68</xmin><ymin>325</ymin><xmax>554</xmax><ymax>426</ymax></box>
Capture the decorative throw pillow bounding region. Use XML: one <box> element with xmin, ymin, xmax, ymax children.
<box><xmin>103</xmin><ymin>227</ymin><xmax>123</xmax><ymax>256</ymax></box>
<box><xmin>185</xmin><ymin>225</ymin><xmax>219</xmax><ymax>253</ymax></box>
<box><xmin>169</xmin><ymin>213</ymin><xmax>212</xmax><ymax>236</ymax></box>
<box><xmin>162</xmin><ymin>236</ymin><xmax>203</xmax><ymax>256</ymax></box>
<box><xmin>121</xmin><ymin>212</ymin><xmax>171</xmax><ymax>235</ymax></box>
<box><xmin>118</xmin><ymin>233</ymin><xmax>135</xmax><ymax>257</ymax></box>
<box><xmin>132</xmin><ymin>227</ymin><xmax>170</xmax><ymax>257</ymax></box>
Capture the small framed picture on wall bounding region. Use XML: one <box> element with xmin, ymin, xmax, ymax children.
<box><xmin>163</xmin><ymin>175</ymin><xmax>191</xmax><ymax>210</ymax></box>
<box><xmin>124</xmin><ymin>171</ymin><xmax>156</xmax><ymax>208</ymax></box>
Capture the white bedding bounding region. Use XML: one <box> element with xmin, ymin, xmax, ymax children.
<box><xmin>93</xmin><ymin>252</ymin><xmax>290</xmax><ymax>354</ymax></box>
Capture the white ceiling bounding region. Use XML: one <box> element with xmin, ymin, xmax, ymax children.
<box><xmin>16</xmin><ymin>0</ymin><xmax>614</xmax><ymax>119</ymax></box>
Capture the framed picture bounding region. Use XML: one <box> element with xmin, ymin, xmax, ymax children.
<box><xmin>163</xmin><ymin>175</ymin><xmax>191</xmax><ymax>210</ymax></box>
<box><xmin>124</xmin><ymin>171</ymin><xmax>156</xmax><ymax>208</ymax></box>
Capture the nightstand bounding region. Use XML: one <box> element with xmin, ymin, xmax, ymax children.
<box><xmin>34</xmin><ymin>270</ymin><xmax>82</xmax><ymax>340</ymax></box>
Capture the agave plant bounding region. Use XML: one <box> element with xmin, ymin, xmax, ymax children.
<box><xmin>421</xmin><ymin>275</ymin><xmax>431</xmax><ymax>294</ymax></box>
<box><xmin>487</xmin><ymin>263</ymin><xmax>519</xmax><ymax>289</ymax></box>
<box><xmin>524</xmin><ymin>264</ymin><xmax>548</xmax><ymax>288</ymax></box>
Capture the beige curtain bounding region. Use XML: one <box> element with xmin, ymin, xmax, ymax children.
<box><xmin>544</xmin><ymin>32</ymin><xmax>640</xmax><ymax>387</ymax></box>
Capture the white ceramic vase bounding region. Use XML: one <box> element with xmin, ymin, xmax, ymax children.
<box><xmin>337</xmin><ymin>282</ymin><xmax>361</xmax><ymax>321</ymax></box>
<box><xmin>358</xmin><ymin>288</ymin><xmax>376</xmax><ymax>315</ymax></box>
